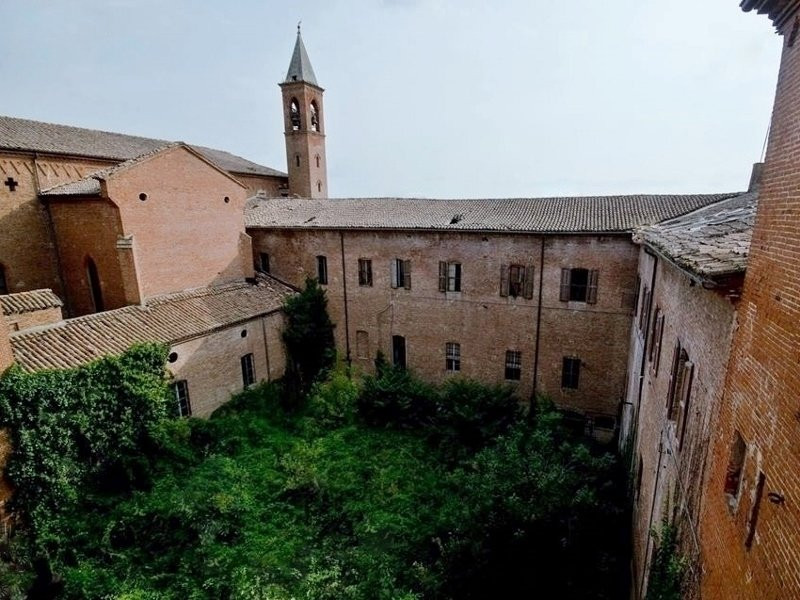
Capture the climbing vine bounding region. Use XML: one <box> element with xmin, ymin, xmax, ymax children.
<box><xmin>646</xmin><ymin>519</ymin><xmax>687</xmax><ymax>600</ymax></box>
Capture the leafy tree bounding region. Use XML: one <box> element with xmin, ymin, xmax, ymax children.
<box><xmin>282</xmin><ymin>277</ymin><xmax>336</xmax><ymax>395</ymax></box>
<box><xmin>646</xmin><ymin>520</ymin><xmax>686</xmax><ymax>600</ymax></box>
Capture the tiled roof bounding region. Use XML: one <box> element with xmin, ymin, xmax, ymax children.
<box><xmin>634</xmin><ymin>191</ymin><xmax>758</xmax><ymax>280</ymax></box>
<box><xmin>0</xmin><ymin>115</ymin><xmax>287</xmax><ymax>178</ymax></box>
<box><xmin>245</xmin><ymin>194</ymin><xmax>739</xmax><ymax>234</ymax></box>
<box><xmin>1</xmin><ymin>289</ymin><xmax>63</xmax><ymax>317</ymax></box>
<box><xmin>284</xmin><ymin>30</ymin><xmax>319</xmax><ymax>86</ymax></box>
<box><xmin>10</xmin><ymin>276</ymin><xmax>294</xmax><ymax>372</ymax></box>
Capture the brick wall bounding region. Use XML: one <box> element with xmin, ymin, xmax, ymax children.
<box><xmin>250</xmin><ymin>227</ymin><xmax>638</xmax><ymax>424</ymax></box>
<box><xmin>281</xmin><ymin>81</ymin><xmax>327</xmax><ymax>198</ymax></box>
<box><xmin>235</xmin><ymin>174</ymin><xmax>287</xmax><ymax>199</ymax></box>
<box><xmin>699</xmin><ymin>15</ymin><xmax>800</xmax><ymax>599</ymax></box>
<box><xmin>628</xmin><ymin>249</ymin><xmax>737</xmax><ymax>598</ymax></box>
<box><xmin>167</xmin><ymin>311</ymin><xmax>286</xmax><ymax>417</ymax></box>
<box><xmin>3</xmin><ymin>306</ymin><xmax>63</xmax><ymax>333</ymax></box>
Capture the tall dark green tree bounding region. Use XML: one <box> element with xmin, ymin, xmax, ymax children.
<box><xmin>282</xmin><ymin>277</ymin><xmax>336</xmax><ymax>394</ymax></box>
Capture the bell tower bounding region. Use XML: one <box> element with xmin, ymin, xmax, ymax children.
<box><xmin>280</xmin><ymin>25</ymin><xmax>328</xmax><ymax>198</ymax></box>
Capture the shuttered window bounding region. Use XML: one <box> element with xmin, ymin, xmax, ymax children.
<box><xmin>499</xmin><ymin>264</ymin><xmax>534</xmax><ymax>299</ymax></box>
<box><xmin>391</xmin><ymin>259</ymin><xmax>411</xmax><ymax>289</ymax></box>
<box><xmin>649</xmin><ymin>310</ymin><xmax>665</xmax><ymax>375</ymax></box>
<box><xmin>358</xmin><ymin>259</ymin><xmax>372</xmax><ymax>286</ymax></box>
<box><xmin>559</xmin><ymin>268</ymin><xmax>598</xmax><ymax>304</ymax></box>
<box><xmin>438</xmin><ymin>262</ymin><xmax>462</xmax><ymax>292</ymax></box>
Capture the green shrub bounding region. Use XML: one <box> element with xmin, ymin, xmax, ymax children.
<box><xmin>646</xmin><ymin>520</ymin><xmax>686</xmax><ymax>600</ymax></box>
<box><xmin>357</xmin><ymin>366</ymin><xmax>438</xmax><ymax>428</ymax></box>
<box><xmin>304</xmin><ymin>362</ymin><xmax>360</xmax><ymax>432</ymax></box>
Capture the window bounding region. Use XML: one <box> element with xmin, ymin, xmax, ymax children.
<box><xmin>172</xmin><ymin>380</ymin><xmax>191</xmax><ymax>417</ymax></box>
<box><xmin>315</xmin><ymin>154</ymin><xmax>321</xmax><ymax>168</ymax></box>
<box><xmin>500</xmin><ymin>264</ymin><xmax>534</xmax><ymax>299</ymax></box>
<box><xmin>0</xmin><ymin>264</ymin><xmax>7</xmax><ymax>295</ymax></box>
<box><xmin>667</xmin><ymin>344</ymin><xmax>694</xmax><ymax>449</ymax></box>
<box><xmin>649</xmin><ymin>308</ymin><xmax>665</xmax><ymax>375</ymax></box>
<box><xmin>317</xmin><ymin>181</ymin><xmax>322</xmax><ymax>193</ymax></box>
<box><xmin>559</xmin><ymin>268</ymin><xmax>599</xmax><ymax>304</ymax></box>
<box><xmin>290</xmin><ymin>98</ymin><xmax>301</xmax><ymax>130</ymax></box>
<box><xmin>724</xmin><ymin>431</ymin><xmax>747</xmax><ymax>502</ymax></box>
<box><xmin>295</xmin><ymin>154</ymin><xmax>301</xmax><ymax>167</ymax></box>
<box><xmin>241</xmin><ymin>353</ymin><xmax>256</xmax><ymax>388</ymax></box>
<box><xmin>356</xmin><ymin>330</ymin><xmax>369</xmax><ymax>359</ymax></box>
<box><xmin>392</xmin><ymin>335</ymin><xmax>406</xmax><ymax>369</ymax></box>
<box><xmin>259</xmin><ymin>252</ymin><xmax>270</xmax><ymax>274</ymax></box>
<box><xmin>745</xmin><ymin>472</ymin><xmax>766</xmax><ymax>550</ymax></box>
<box><xmin>635</xmin><ymin>455</ymin><xmax>644</xmax><ymax>500</ymax></box>
<box><xmin>438</xmin><ymin>262</ymin><xmax>462</xmax><ymax>292</ymax></box>
<box><xmin>561</xmin><ymin>357</ymin><xmax>581</xmax><ymax>389</ymax></box>
<box><xmin>445</xmin><ymin>342</ymin><xmax>461</xmax><ymax>372</ymax></box>
<box><xmin>638</xmin><ymin>285</ymin><xmax>652</xmax><ymax>332</ymax></box>
<box><xmin>391</xmin><ymin>258</ymin><xmax>411</xmax><ymax>289</ymax></box>
<box><xmin>86</xmin><ymin>257</ymin><xmax>104</xmax><ymax>313</ymax></box>
<box><xmin>310</xmin><ymin>100</ymin><xmax>320</xmax><ymax>131</ymax></box>
<box><xmin>316</xmin><ymin>255</ymin><xmax>328</xmax><ymax>285</ymax></box>
<box><xmin>358</xmin><ymin>258</ymin><xmax>373</xmax><ymax>287</ymax></box>
<box><xmin>505</xmin><ymin>350</ymin><xmax>522</xmax><ymax>381</ymax></box>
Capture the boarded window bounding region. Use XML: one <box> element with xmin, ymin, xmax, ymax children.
<box><xmin>560</xmin><ymin>268</ymin><xmax>598</xmax><ymax>303</ymax></box>
<box><xmin>316</xmin><ymin>255</ymin><xmax>328</xmax><ymax>285</ymax></box>
<box><xmin>561</xmin><ymin>356</ymin><xmax>581</xmax><ymax>389</ymax></box>
<box><xmin>259</xmin><ymin>252</ymin><xmax>270</xmax><ymax>274</ymax></box>
<box><xmin>500</xmin><ymin>264</ymin><xmax>534</xmax><ymax>299</ymax></box>
<box><xmin>356</xmin><ymin>330</ymin><xmax>369</xmax><ymax>359</ymax></box>
<box><xmin>505</xmin><ymin>350</ymin><xmax>522</xmax><ymax>381</ymax></box>
<box><xmin>172</xmin><ymin>380</ymin><xmax>191</xmax><ymax>417</ymax></box>
<box><xmin>724</xmin><ymin>431</ymin><xmax>746</xmax><ymax>500</ymax></box>
<box><xmin>445</xmin><ymin>342</ymin><xmax>461</xmax><ymax>372</ymax></box>
<box><xmin>241</xmin><ymin>353</ymin><xmax>256</xmax><ymax>388</ymax></box>
<box><xmin>358</xmin><ymin>259</ymin><xmax>373</xmax><ymax>287</ymax></box>
<box><xmin>439</xmin><ymin>262</ymin><xmax>462</xmax><ymax>292</ymax></box>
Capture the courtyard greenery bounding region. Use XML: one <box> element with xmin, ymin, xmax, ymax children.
<box><xmin>0</xmin><ymin>352</ymin><xmax>630</xmax><ymax>599</ymax></box>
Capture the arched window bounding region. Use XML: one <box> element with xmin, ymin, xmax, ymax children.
<box><xmin>0</xmin><ymin>263</ymin><xmax>7</xmax><ymax>295</ymax></box>
<box><xmin>315</xmin><ymin>154</ymin><xmax>320</xmax><ymax>168</ymax></box>
<box><xmin>310</xmin><ymin>101</ymin><xmax>320</xmax><ymax>132</ymax></box>
<box><xmin>86</xmin><ymin>257</ymin><xmax>104</xmax><ymax>312</ymax></box>
<box><xmin>295</xmin><ymin>154</ymin><xmax>301</xmax><ymax>167</ymax></box>
<box><xmin>290</xmin><ymin>98</ymin><xmax>301</xmax><ymax>131</ymax></box>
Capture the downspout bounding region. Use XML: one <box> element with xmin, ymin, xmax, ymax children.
<box><xmin>339</xmin><ymin>231</ymin><xmax>352</xmax><ymax>364</ymax></box>
<box><xmin>531</xmin><ymin>236</ymin><xmax>545</xmax><ymax>408</ymax></box>
<box><xmin>260</xmin><ymin>314</ymin><xmax>272</xmax><ymax>381</ymax></box>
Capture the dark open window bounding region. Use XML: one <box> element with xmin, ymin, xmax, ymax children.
<box><xmin>290</xmin><ymin>98</ymin><xmax>301</xmax><ymax>130</ymax></box>
<box><xmin>172</xmin><ymin>380</ymin><xmax>191</xmax><ymax>417</ymax></box>
<box><xmin>505</xmin><ymin>350</ymin><xmax>522</xmax><ymax>380</ymax></box>
<box><xmin>86</xmin><ymin>257</ymin><xmax>104</xmax><ymax>313</ymax></box>
<box><xmin>316</xmin><ymin>255</ymin><xmax>328</xmax><ymax>285</ymax></box>
<box><xmin>392</xmin><ymin>335</ymin><xmax>407</xmax><ymax>369</ymax></box>
<box><xmin>310</xmin><ymin>100</ymin><xmax>320</xmax><ymax>132</ymax></box>
<box><xmin>500</xmin><ymin>264</ymin><xmax>534</xmax><ymax>299</ymax></box>
<box><xmin>561</xmin><ymin>357</ymin><xmax>581</xmax><ymax>389</ymax></box>
<box><xmin>259</xmin><ymin>252</ymin><xmax>270</xmax><ymax>274</ymax></box>
<box><xmin>241</xmin><ymin>353</ymin><xmax>256</xmax><ymax>388</ymax></box>
<box><xmin>724</xmin><ymin>431</ymin><xmax>747</xmax><ymax>501</ymax></box>
<box><xmin>445</xmin><ymin>342</ymin><xmax>461</xmax><ymax>372</ymax></box>
<box><xmin>358</xmin><ymin>258</ymin><xmax>373</xmax><ymax>286</ymax></box>
<box><xmin>560</xmin><ymin>268</ymin><xmax>599</xmax><ymax>304</ymax></box>
<box><xmin>0</xmin><ymin>264</ymin><xmax>7</xmax><ymax>295</ymax></box>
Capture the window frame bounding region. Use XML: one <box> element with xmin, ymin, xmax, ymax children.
<box><xmin>358</xmin><ymin>258</ymin><xmax>373</xmax><ymax>287</ymax></box>
<box><xmin>259</xmin><ymin>252</ymin><xmax>270</xmax><ymax>274</ymax></box>
<box><xmin>241</xmin><ymin>353</ymin><xmax>256</xmax><ymax>388</ymax></box>
<box><xmin>445</xmin><ymin>342</ymin><xmax>461</xmax><ymax>372</ymax></box>
<box><xmin>500</xmin><ymin>264</ymin><xmax>534</xmax><ymax>299</ymax></box>
<box><xmin>391</xmin><ymin>258</ymin><xmax>411</xmax><ymax>290</ymax></box>
<box><xmin>173</xmin><ymin>380</ymin><xmax>192</xmax><ymax>418</ymax></box>
<box><xmin>559</xmin><ymin>268</ymin><xmax>599</xmax><ymax>304</ymax></box>
<box><xmin>316</xmin><ymin>255</ymin><xmax>328</xmax><ymax>285</ymax></box>
<box><xmin>438</xmin><ymin>261</ymin><xmax>462</xmax><ymax>292</ymax></box>
<box><xmin>504</xmin><ymin>350</ymin><xmax>522</xmax><ymax>381</ymax></box>
<box><xmin>561</xmin><ymin>356</ymin><xmax>581</xmax><ymax>389</ymax></box>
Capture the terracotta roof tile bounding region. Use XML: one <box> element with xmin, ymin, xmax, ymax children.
<box><xmin>9</xmin><ymin>276</ymin><xmax>294</xmax><ymax>372</ymax></box>
<box><xmin>245</xmin><ymin>194</ymin><xmax>739</xmax><ymax>234</ymax></box>
<box><xmin>1</xmin><ymin>289</ymin><xmax>63</xmax><ymax>316</ymax></box>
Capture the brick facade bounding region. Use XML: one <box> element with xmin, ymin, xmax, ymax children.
<box><xmin>698</xmin><ymin>12</ymin><xmax>800</xmax><ymax>598</ymax></box>
<box><xmin>281</xmin><ymin>81</ymin><xmax>328</xmax><ymax>199</ymax></box>
<box><xmin>4</xmin><ymin>306</ymin><xmax>63</xmax><ymax>333</ymax></box>
<box><xmin>251</xmin><ymin>227</ymin><xmax>638</xmax><ymax>428</ymax></box>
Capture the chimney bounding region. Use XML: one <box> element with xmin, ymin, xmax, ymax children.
<box><xmin>749</xmin><ymin>162</ymin><xmax>764</xmax><ymax>192</ymax></box>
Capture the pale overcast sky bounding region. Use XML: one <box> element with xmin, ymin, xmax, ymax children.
<box><xmin>0</xmin><ymin>0</ymin><xmax>783</xmax><ymax>197</ymax></box>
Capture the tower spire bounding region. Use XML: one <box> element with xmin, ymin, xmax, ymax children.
<box><xmin>285</xmin><ymin>24</ymin><xmax>318</xmax><ymax>86</ymax></box>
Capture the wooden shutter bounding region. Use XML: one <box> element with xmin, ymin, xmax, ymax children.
<box><xmin>500</xmin><ymin>264</ymin><xmax>509</xmax><ymax>297</ymax></box>
<box><xmin>390</xmin><ymin>259</ymin><xmax>398</xmax><ymax>289</ymax></box>
<box><xmin>587</xmin><ymin>269</ymin><xmax>599</xmax><ymax>304</ymax></box>
<box><xmin>677</xmin><ymin>361</ymin><xmax>694</xmax><ymax>449</ymax></box>
<box><xmin>653</xmin><ymin>315</ymin><xmax>665</xmax><ymax>375</ymax></box>
<box><xmin>438</xmin><ymin>261</ymin><xmax>447</xmax><ymax>292</ymax></box>
<box><xmin>559</xmin><ymin>268</ymin><xmax>571</xmax><ymax>302</ymax></box>
<box><xmin>666</xmin><ymin>341</ymin><xmax>680</xmax><ymax>414</ymax></box>
<box><xmin>523</xmin><ymin>265</ymin><xmax>535</xmax><ymax>299</ymax></box>
<box><xmin>403</xmin><ymin>260</ymin><xmax>412</xmax><ymax>289</ymax></box>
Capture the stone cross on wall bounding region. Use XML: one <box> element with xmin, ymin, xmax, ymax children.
<box><xmin>3</xmin><ymin>177</ymin><xmax>18</xmax><ymax>192</ymax></box>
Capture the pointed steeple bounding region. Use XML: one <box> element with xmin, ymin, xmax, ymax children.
<box><xmin>285</xmin><ymin>24</ymin><xmax>318</xmax><ymax>86</ymax></box>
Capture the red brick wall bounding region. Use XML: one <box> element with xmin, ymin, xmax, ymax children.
<box><xmin>250</xmin><ymin>227</ymin><xmax>637</xmax><ymax>424</ymax></box>
<box><xmin>235</xmin><ymin>174</ymin><xmax>287</xmax><ymax>199</ymax></box>
<box><xmin>0</xmin><ymin>318</ymin><xmax>13</xmax><ymax>373</ymax></box>
<box><xmin>281</xmin><ymin>81</ymin><xmax>328</xmax><ymax>198</ymax></box>
<box><xmin>699</xmin><ymin>17</ymin><xmax>800</xmax><ymax>599</ymax></box>
<box><xmin>3</xmin><ymin>306</ymin><xmax>63</xmax><ymax>333</ymax></box>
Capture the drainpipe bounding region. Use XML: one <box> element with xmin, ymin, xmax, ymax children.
<box><xmin>339</xmin><ymin>231</ymin><xmax>351</xmax><ymax>364</ymax></box>
<box><xmin>531</xmin><ymin>236</ymin><xmax>545</xmax><ymax>409</ymax></box>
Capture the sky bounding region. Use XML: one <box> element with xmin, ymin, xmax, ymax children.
<box><xmin>0</xmin><ymin>0</ymin><xmax>783</xmax><ymax>198</ymax></box>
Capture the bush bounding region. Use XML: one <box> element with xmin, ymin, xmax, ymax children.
<box><xmin>304</xmin><ymin>363</ymin><xmax>360</xmax><ymax>432</ymax></box>
<box><xmin>646</xmin><ymin>520</ymin><xmax>686</xmax><ymax>600</ymax></box>
<box><xmin>357</xmin><ymin>366</ymin><xmax>438</xmax><ymax>429</ymax></box>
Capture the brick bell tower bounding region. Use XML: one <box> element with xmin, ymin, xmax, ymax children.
<box><xmin>281</xmin><ymin>25</ymin><xmax>328</xmax><ymax>198</ymax></box>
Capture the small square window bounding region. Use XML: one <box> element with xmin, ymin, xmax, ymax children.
<box><xmin>505</xmin><ymin>350</ymin><xmax>522</xmax><ymax>380</ymax></box>
<box><xmin>358</xmin><ymin>258</ymin><xmax>373</xmax><ymax>287</ymax></box>
<box><xmin>316</xmin><ymin>255</ymin><xmax>328</xmax><ymax>285</ymax></box>
<box><xmin>241</xmin><ymin>353</ymin><xmax>256</xmax><ymax>388</ymax></box>
<box><xmin>172</xmin><ymin>380</ymin><xmax>191</xmax><ymax>417</ymax></box>
<box><xmin>562</xmin><ymin>357</ymin><xmax>580</xmax><ymax>389</ymax></box>
<box><xmin>445</xmin><ymin>342</ymin><xmax>461</xmax><ymax>372</ymax></box>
